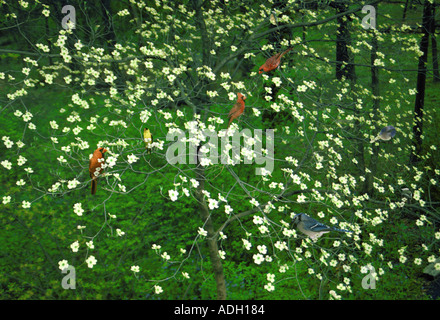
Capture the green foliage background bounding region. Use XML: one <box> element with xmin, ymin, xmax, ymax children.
<box><xmin>0</xmin><ymin>0</ymin><xmax>439</xmax><ymax>300</ymax></box>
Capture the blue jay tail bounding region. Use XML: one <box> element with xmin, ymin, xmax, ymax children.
<box><xmin>330</xmin><ymin>226</ymin><xmax>353</xmax><ymax>233</ymax></box>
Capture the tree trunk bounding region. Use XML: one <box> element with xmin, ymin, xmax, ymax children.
<box><xmin>410</xmin><ymin>0</ymin><xmax>432</xmax><ymax>164</ymax></box>
<box><xmin>192</xmin><ymin>0</ymin><xmax>226</xmax><ymax>300</ymax></box>
<box><xmin>195</xmin><ymin>167</ymin><xmax>227</xmax><ymax>300</ymax></box>
<box><xmin>45</xmin><ymin>16</ymin><xmax>53</xmax><ymax>65</ymax></box>
<box><xmin>430</xmin><ymin>4</ymin><xmax>440</xmax><ymax>82</ymax></box>
<box><xmin>364</xmin><ymin>28</ymin><xmax>380</xmax><ymax>195</ymax></box>
<box><xmin>403</xmin><ymin>0</ymin><xmax>410</xmax><ymax>20</ymax></box>
<box><xmin>335</xmin><ymin>1</ymin><xmax>355</xmax><ymax>81</ymax></box>
<box><xmin>100</xmin><ymin>0</ymin><xmax>117</xmax><ymax>46</ymax></box>
<box><xmin>332</xmin><ymin>1</ymin><xmax>362</xmax><ymax>180</ymax></box>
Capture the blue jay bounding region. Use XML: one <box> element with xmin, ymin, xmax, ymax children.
<box><xmin>292</xmin><ymin>213</ymin><xmax>353</xmax><ymax>240</ymax></box>
<box><xmin>370</xmin><ymin>125</ymin><xmax>396</xmax><ymax>143</ymax></box>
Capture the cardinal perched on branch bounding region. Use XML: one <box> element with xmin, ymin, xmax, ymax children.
<box><xmin>143</xmin><ymin>128</ymin><xmax>153</xmax><ymax>154</ymax></box>
<box><xmin>258</xmin><ymin>47</ymin><xmax>293</xmax><ymax>74</ymax></box>
<box><xmin>227</xmin><ymin>92</ymin><xmax>247</xmax><ymax>129</ymax></box>
<box><xmin>89</xmin><ymin>147</ymin><xmax>107</xmax><ymax>195</ymax></box>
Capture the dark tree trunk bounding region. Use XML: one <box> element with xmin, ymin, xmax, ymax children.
<box><xmin>430</xmin><ymin>4</ymin><xmax>440</xmax><ymax>82</ymax></box>
<box><xmin>332</xmin><ymin>1</ymin><xmax>362</xmax><ymax>180</ymax></box>
<box><xmin>403</xmin><ymin>0</ymin><xmax>410</xmax><ymax>20</ymax></box>
<box><xmin>410</xmin><ymin>0</ymin><xmax>432</xmax><ymax>164</ymax></box>
<box><xmin>335</xmin><ymin>1</ymin><xmax>355</xmax><ymax>81</ymax></box>
<box><xmin>364</xmin><ymin>29</ymin><xmax>380</xmax><ymax>195</ymax></box>
<box><xmin>45</xmin><ymin>16</ymin><xmax>53</xmax><ymax>65</ymax></box>
<box><xmin>100</xmin><ymin>0</ymin><xmax>117</xmax><ymax>46</ymax></box>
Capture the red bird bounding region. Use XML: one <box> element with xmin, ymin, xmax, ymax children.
<box><xmin>227</xmin><ymin>93</ymin><xmax>246</xmax><ymax>128</ymax></box>
<box><xmin>89</xmin><ymin>147</ymin><xmax>107</xmax><ymax>195</ymax></box>
<box><xmin>258</xmin><ymin>47</ymin><xmax>293</xmax><ymax>74</ymax></box>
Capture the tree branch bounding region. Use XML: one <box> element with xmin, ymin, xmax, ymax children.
<box><xmin>250</xmin><ymin>0</ymin><xmax>384</xmax><ymax>41</ymax></box>
<box><xmin>0</xmin><ymin>48</ymin><xmax>166</xmax><ymax>63</ymax></box>
<box><xmin>212</xmin><ymin>188</ymin><xmax>338</xmax><ymax>239</ymax></box>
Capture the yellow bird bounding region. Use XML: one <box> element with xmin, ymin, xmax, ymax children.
<box><xmin>143</xmin><ymin>128</ymin><xmax>153</xmax><ymax>154</ymax></box>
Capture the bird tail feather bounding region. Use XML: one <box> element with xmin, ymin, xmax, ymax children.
<box><xmin>91</xmin><ymin>179</ymin><xmax>97</xmax><ymax>195</ymax></box>
<box><xmin>333</xmin><ymin>227</ymin><xmax>353</xmax><ymax>233</ymax></box>
<box><xmin>281</xmin><ymin>47</ymin><xmax>293</xmax><ymax>58</ymax></box>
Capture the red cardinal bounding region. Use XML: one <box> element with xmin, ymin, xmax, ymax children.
<box><xmin>89</xmin><ymin>147</ymin><xmax>107</xmax><ymax>195</ymax></box>
<box><xmin>227</xmin><ymin>93</ymin><xmax>246</xmax><ymax>128</ymax></box>
<box><xmin>258</xmin><ymin>47</ymin><xmax>293</xmax><ymax>74</ymax></box>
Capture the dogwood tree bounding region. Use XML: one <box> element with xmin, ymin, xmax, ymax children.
<box><xmin>1</xmin><ymin>0</ymin><xmax>439</xmax><ymax>299</ymax></box>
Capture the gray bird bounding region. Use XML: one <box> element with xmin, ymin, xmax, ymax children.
<box><xmin>292</xmin><ymin>213</ymin><xmax>353</xmax><ymax>240</ymax></box>
<box><xmin>370</xmin><ymin>125</ymin><xmax>396</xmax><ymax>143</ymax></box>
